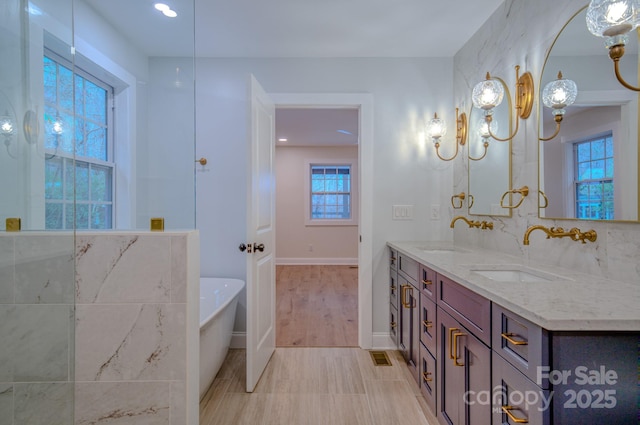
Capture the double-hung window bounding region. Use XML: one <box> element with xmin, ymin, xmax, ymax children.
<box><xmin>574</xmin><ymin>133</ymin><xmax>614</xmax><ymax>220</ymax></box>
<box><xmin>44</xmin><ymin>52</ymin><xmax>114</xmax><ymax>229</ymax></box>
<box><xmin>305</xmin><ymin>162</ymin><xmax>357</xmax><ymax>226</ymax></box>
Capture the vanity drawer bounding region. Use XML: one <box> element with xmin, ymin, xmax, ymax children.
<box><xmin>492</xmin><ymin>304</ymin><xmax>549</xmax><ymax>388</ymax></box>
<box><xmin>437</xmin><ymin>273</ymin><xmax>491</xmax><ymax>346</ymax></box>
<box><xmin>419</xmin><ymin>342</ymin><xmax>436</xmax><ymax>413</ymax></box>
<box><xmin>492</xmin><ymin>351</ymin><xmax>551</xmax><ymax>425</ymax></box>
<box><xmin>398</xmin><ymin>252</ymin><xmax>419</xmax><ymax>282</ymax></box>
<box><xmin>420</xmin><ymin>294</ymin><xmax>436</xmax><ymax>354</ymax></box>
<box><xmin>389</xmin><ymin>248</ymin><xmax>398</xmax><ymax>271</ymax></box>
<box><xmin>419</xmin><ymin>264</ymin><xmax>436</xmax><ymax>300</ymax></box>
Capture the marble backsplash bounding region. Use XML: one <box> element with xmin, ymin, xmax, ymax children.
<box><xmin>451</xmin><ymin>0</ymin><xmax>640</xmax><ymax>284</ymax></box>
<box><xmin>0</xmin><ymin>231</ymin><xmax>199</xmax><ymax>425</ymax></box>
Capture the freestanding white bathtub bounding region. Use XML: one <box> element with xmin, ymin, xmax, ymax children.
<box><xmin>199</xmin><ymin>277</ymin><xmax>245</xmax><ymax>399</ymax></box>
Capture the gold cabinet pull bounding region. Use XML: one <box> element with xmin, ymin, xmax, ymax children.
<box><xmin>501</xmin><ymin>405</ymin><xmax>529</xmax><ymax>423</ymax></box>
<box><xmin>453</xmin><ymin>332</ymin><xmax>467</xmax><ymax>366</ymax></box>
<box><xmin>422</xmin><ymin>320</ymin><xmax>433</xmax><ymax>329</ymax></box>
<box><xmin>501</xmin><ymin>332</ymin><xmax>528</xmax><ymax>346</ymax></box>
<box><xmin>448</xmin><ymin>328</ymin><xmax>459</xmax><ymax>360</ymax></box>
<box><xmin>422</xmin><ymin>279</ymin><xmax>432</xmax><ymax>286</ymax></box>
<box><xmin>422</xmin><ymin>371</ymin><xmax>433</xmax><ymax>382</ymax></box>
<box><xmin>390</xmin><ymin>321</ymin><xmax>397</xmax><ymax>329</ymax></box>
<box><xmin>401</xmin><ymin>285</ymin><xmax>413</xmax><ymax>308</ymax></box>
<box><xmin>390</xmin><ymin>285</ymin><xmax>396</xmax><ymax>291</ymax></box>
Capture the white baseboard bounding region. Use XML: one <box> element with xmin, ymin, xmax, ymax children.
<box><xmin>276</xmin><ymin>257</ymin><xmax>358</xmax><ymax>265</ymax></box>
<box><xmin>230</xmin><ymin>332</ymin><xmax>246</xmax><ymax>349</ymax></box>
<box><xmin>371</xmin><ymin>333</ymin><xmax>397</xmax><ymax>350</ymax></box>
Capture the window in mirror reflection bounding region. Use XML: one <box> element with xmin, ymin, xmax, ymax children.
<box><xmin>574</xmin><ymin>133</ymin><xmax>614</xmax><ymax>220</ymax></box>
<box><xmin>44</xmin><ymin>53</ymin><xmax>114</xmax><ymax>230</ymax></box>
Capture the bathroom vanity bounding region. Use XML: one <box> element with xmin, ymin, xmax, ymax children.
<box><xmin>388</xmin><ymin>241</ymin><xmax>639</xmax><ymax>425</ymax></box>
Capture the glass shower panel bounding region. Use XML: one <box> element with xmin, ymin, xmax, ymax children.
<box><xmin>0</xmin><ymin>1</ymin><xmax>76</xmax><ymax>423</ymax></box>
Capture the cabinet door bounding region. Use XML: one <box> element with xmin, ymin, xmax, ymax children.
<box><xmin>420</xmin><ymin>264</ymin><xmax>437</xmax><ymax>300</ymax></box>
<box><xmin>438</xmin><ymin>308</ymin><xmax>491</xmax><ymax>425</ymax></box>
<box><xmin>437</xmin><ymin>308</ymin><xmax>465</xmax><ymax>425</ymax></box>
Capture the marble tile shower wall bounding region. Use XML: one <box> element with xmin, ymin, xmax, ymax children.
<box><xmin>0</xmin><ymin>232</ymin><xmax>197</xmax><ymax>425</ymax></box>
<box><xmin>452</xmin><ymin>0</ymin><xmax>640</xmax><ymax>283</ymax></box>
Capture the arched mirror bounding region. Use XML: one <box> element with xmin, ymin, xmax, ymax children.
<box><xmin>468</xmin><ymin>78</ymin><xmax>512</xmax><ymax>216</ymax></box>
<box><xmin>539</xmin><ymin>6</ymin><xmax>639</xmax><ymax>221</ymax></box>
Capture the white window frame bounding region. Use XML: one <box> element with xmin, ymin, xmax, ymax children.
<box><xmin>572</xmin><ymin>132</ymin><xmax>614</xmax><ymax>220</ymax></box>
<box><xmin>304</xmin><ymin>159</ymin><xmax>358</xmax><ymax>226</ymax></box>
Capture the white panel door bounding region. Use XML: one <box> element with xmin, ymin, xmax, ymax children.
<box><xmin>246</xmin><ymin>75</ymin><xmax>276</xmax><ymax>392</ymax></box>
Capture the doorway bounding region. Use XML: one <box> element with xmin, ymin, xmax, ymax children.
<box><xmin>270</xmin><ymin>93</ymin><xmax>374</xmax><ymax>349</ymax></box>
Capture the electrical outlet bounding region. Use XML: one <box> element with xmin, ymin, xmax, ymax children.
<box><xmin>430</xmin><ymin>204</ymin><xmax>440</xmax><ymax>220</ymax></box>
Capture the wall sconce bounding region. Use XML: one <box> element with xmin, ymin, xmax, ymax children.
<box><xmin>1</xmin><ymin>111</ymin><xmax>16</xmax><ymax>158</ymax></box>
<box><xmin>471</xmin><ymin>65</ymin><xmax>534</xmax><ymax>142</ymax></box>
<box><xmin>539</xmin><ymin>71</ymin><xmax>578</xmax><ymax>141</ymax></box>
<box><xmin>586</xmin><ymin>0</ymin><xmax>640</xmax><ymax>91</ymax></box>
<box><xmin>469</xmin><ymin>118</ymin><xmax>498</xmax><ymax>161</ymax></box>
<box><xmin>426</xmin><ymin>108</ymin><xmax>468</xmax><ymax>161</ymax></box>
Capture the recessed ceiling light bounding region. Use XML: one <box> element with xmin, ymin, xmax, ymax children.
<box><xmin>337</xmin><ymin>129</ymin><xmax>353</xmax><ymax>135</ymax></box>
<box><xmin>163</xmin><ymin>9</ymin><xmax>178</xmax><ymax>17</ymax></box>
<box><xmin>154</xmin><ymin>3</ymin><xmax>170</xmax><ymax>12</ymax></box>
<box><xmin>278</xmin><ymin>138</ymin><xmax>288</xmax><ymax>142</ymax></box>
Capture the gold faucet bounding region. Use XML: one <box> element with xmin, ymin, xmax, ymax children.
<box><xmin>450</xmin><ymin>216</ymin><xmax>493</xmax><ymax>230</ymax></box>
<box><xmin>523</xmin><ymin>225</ymin><xmax>597</xmax><ymax>245</ymax></box>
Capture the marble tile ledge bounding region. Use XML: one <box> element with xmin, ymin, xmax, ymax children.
<box><xmin>388</xmin><ymin>241</ymin><xmax>640</xmax><ymax>332</ymax></box>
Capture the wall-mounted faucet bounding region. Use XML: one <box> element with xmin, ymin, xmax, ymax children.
<box><xmin>523</xmin><ymin>225</ymin><xmax>597</xmax><ymax>245</ymax></box>
<box><xmin>450</xmin><ymin>215</ymin><xmax>493</xmax><ymax>230</ymax></box>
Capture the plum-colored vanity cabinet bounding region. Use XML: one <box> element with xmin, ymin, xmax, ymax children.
<box><xmin>397</xmin><ymin>252</ymin><xmax>420</xmax><ymax>383</ymax></box>
<box><xmin>492</xmin><ymin>305</ymin><xmax>639</xmax><ymax>425</ymax></box>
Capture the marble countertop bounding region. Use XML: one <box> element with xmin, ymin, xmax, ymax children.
<box><xmin>387</xmin><ymin>241</ymin><xmax>640</xmax><ymax>331</ymax></box>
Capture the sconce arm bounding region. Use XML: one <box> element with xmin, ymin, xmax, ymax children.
<box><xmin>434</xmin><ymin>140</ymin><xmax>459</xmax><ymax>161</ymax></box>
<box><xmin>610</xmin><ymin>46</ymin><xmax>640</xmax><ymax>92</ymax></box>
<box><xmin>469</xmin><ymin>141</ymin><xmax>489</xmax><ymax>161</ymax></box>
<box><xmin>539</xmin><ymin>115</ymin><xmax>563</xmax><ymax>142</ymax></box>
<box><xmin>487</xmin><ymin>112</ymin><xmax>520</xmax><ymax>142</ymax></box>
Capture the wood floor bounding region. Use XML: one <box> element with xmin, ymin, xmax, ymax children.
<box><xmin>199</xmin><ymin>347</ymin><xmax>438</xmax><ymax>425</ymax></box>
<box><xmin>276</xmin><ymin>265</ymin><xmax>358</xmax><ymax>347</ymax></box>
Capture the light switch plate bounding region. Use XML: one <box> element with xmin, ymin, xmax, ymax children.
<box><xmin>392</xmin><ymin>205</ymin><xmax>413</xmax><ymax>220</ymax></box>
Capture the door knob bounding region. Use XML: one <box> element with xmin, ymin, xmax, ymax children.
<box><xmin>239</xmin><ymin>243</ymin><xmax>247</xmax><ymax>252</ymax></box>
<box><xmin>254</xmin><ymin>243</ymin><xmax>265</xmax><ymax>252</ymax></box>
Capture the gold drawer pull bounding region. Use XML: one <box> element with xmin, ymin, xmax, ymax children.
<box><xmin>501</xmin><ymin>332</ymin><xmax>528</xmax><ymax>346</ymax></box>
<box><xmin>422</xmin><ymin>371</ymin><xmax>433</xmax><ymax>382</ymax></box>
<box><xmin>453</xmin><ymin>332</ymin><xmax>466</xmax><ymax>366</ymax></box>
<box><xmin>501</xmin><ymin>405</ymin><xmax>529</xmax><ymax>423</ymax></box>
<box><xmin>390</xmin><ymin>321</ymin><xmax>397</xmax><ymax>329</ymax></box>
<box><xmin>422</xmin><ymin>320</ymin><xmax>433</xmax><ymax>329</ymax></box>
<box><xmin>422</xmin><ymin>279</ymin><xmax>432</xmax><ymax>286</ymax></box>
<box><xmin>448</xmin><ymin>328</ymin><xmax>459</xmax><ymax>360</ymax></box>
<box><xmin>390</xmin><ymin>285</ymin><xmax>397</xmax><ymax>291</ymax></box>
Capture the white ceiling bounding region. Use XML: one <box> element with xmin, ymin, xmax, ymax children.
<box><xmin>81</xmin><ymin>0</ymin><xmax>506</xmax><ymax>146</ymax></box>
<box><xmin>83</xmin><ymin>0</ymin><xmax>506</xmax><ymax>58</ymax></box>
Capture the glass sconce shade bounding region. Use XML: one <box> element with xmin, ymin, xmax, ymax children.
<box><xmin>472</xmin><ymin>76</ymin><xmax>505</xmax><ymax>111</ymax></box>
<box><xmin>477</xmin><ymin>118</ymin><xmax>498</xmax><ymax>139</ymax></box>
<box><xmin>0</xmin><ymin>115</ymin><xmax>15</xmax><ymax>135</ymax></box>
<box><xmin>542</xmin><ymin>73</ymin><xmax>578</xmax><ymax>115</ymax></box>
<box><xmin>587</xmin><ymin>0</ymin><xmax>640</xmax><ymax>46</ymax></box>
<box><xmin>52</xmin><ymin>120</ymin><xmax>63</xmax><ymax>135</ymax></box>
<box><xmin>427</xmin><ymin>113</ymin><xmax>447</xmax><ymax>140</ymax></box>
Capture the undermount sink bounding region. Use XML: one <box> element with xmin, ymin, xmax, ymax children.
<box><xmin>468</xmin><ymin>265</ymin><xmax>566</xmax><ymax>282</ymax></box>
